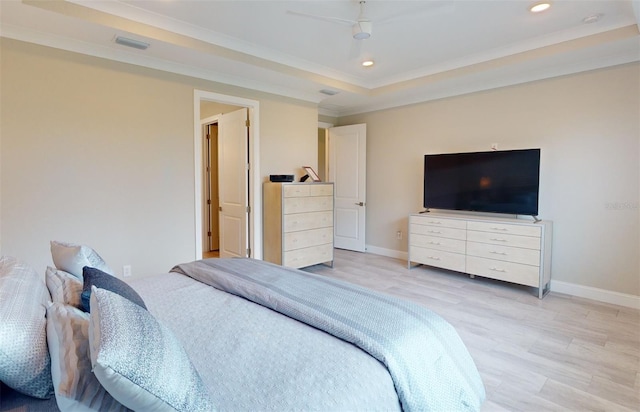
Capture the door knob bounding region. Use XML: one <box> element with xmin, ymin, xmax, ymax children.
<box><xmin>355</xmin><ymin>202</ymin><xmax>365</xmax><ymax>206</ymax></box>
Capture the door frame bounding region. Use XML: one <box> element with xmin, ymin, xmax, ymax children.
<box><xmin>193</xmin><ymin>90</ymin><xmax>261</xmax><ymax>260</ymax></box>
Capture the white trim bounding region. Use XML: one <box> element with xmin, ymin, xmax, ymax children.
<box><xmin>194</xmin><ymin>90</ymin><xmax>262</xmax><ymax>261</ymax></box>
<box><xmin>365</xmin><ymin>245</ymin><xmax>408</xmax><ymax>261</ymax></box>
<box><xmin>551</xmin><ymin>280</ymin><xmax>640</xmax><ymax>310</ymax></box>
<box><xmin>317</xmin><ymin>121</ymin><xmax>334</xmax><ymax>129</ymax></box>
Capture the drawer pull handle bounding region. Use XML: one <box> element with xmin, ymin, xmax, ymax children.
<box><xmin>490</xmin><ymin>238</ymin><xmax>508</xmax><ymax>242</ymax></box>
<box><xmin>428</xmin><ymin>221</ymin><xmax>442</xmax><ymax>224</ymax></box>
<box><xmin>491</xmin><ymin>227</ymin><xmax>508</xmax><ymax>231</ymax></box>
<box><xmin>429</xmin><ymin>241</ymin><xmax>442</xmax><ymax>245</ymax></box>
<box><xmin>490</xmin><ymin>251</ymin><xmax>507</xmax><ymax>255</ymax></box>
<box><xmin>428</xmin><ymin>256</ymin><xmax>441</xmax><ymax>261</ymax></box>
<box><xmin>490</xmin><ymin>267</ymin><xmax>507</xmax><ymax>273</ymax></box>
<box><xmin>428</xmin><ymin>230</ymin><xmax>442</xmax><ymax>234</ymax></box>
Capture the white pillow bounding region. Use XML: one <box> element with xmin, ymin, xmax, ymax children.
<box><xmin>88</xmin><ymin>287</ymin><xmax>214</xmax><ymax>412</ymax></box>
<box><xmin>50</xmin><ymin>240</ymin><xmax>113</xmax><ymax>279</ymax></box>
<box><xmin>0</xmin><ymin>256</ymin><xmax>53</xmax><ymax>399</ymax></box>
<box><xmin>46</xmin><ymin>302</ymin><xmax>129</xmax><ymax>411</ymax></box>
<box><xmin>45</xmin><ymin>266</ymin><xmax>83</xmax><ymax>308</ymax></box>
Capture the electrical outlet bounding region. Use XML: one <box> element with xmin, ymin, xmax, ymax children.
<box><xmin>396</xmin><ymin>230</ymin><xmax>403</xmax><ymax>240</ymax></box>
<box><xmin>122</xmin><ymin>265</ymin><xmax>132</xmax><ymax>278</ymax></box>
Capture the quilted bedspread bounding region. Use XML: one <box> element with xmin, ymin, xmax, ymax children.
<box><xmin>170</xmin><ymin>258</ymin><xmax>485</xmax><ymax>412</ymax></box>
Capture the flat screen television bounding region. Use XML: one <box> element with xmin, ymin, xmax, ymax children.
<box><xmin>423</xmin><ymin>149</ymin><xmax>540</xmax><ymax>216</ymax></box>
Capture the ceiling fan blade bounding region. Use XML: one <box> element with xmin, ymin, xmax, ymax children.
<box><xmin>376</xmin><ymin>1</ymin><xmax>455</xmax><ymax>25</ymax></box>
<box><xmin>286</xmin><ymin>10</ymin><xmax>356</xmax><ymax>26</ymax></box>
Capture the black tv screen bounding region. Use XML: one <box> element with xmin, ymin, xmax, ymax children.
<box><xmin>423</xmin><ymin>149</ymin><xmax>540</xmax><ymax>216</ymax></box>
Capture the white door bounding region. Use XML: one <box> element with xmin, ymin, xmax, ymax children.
<box><xmin>218</xmin><ymin>108</ymin><xmax>249</xmax><ymax>258</ymax></box>
<box><xmin>328</xmin><ymin>124</ymin><xmax>366</xmax><ymax>252</ymax></box>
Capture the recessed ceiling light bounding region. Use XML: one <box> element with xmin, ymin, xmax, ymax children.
<box><xmin>362</xmin><ymin>60</ymin><xmax>374</xmax><ymax>67</ymax></box>
<box><xmin>583</xmin><ymin>13</ymin><xmax>603</xmax><ymax>24</ymax></box>
<box><xmin>530</xmin><ymin>2</ymin><xmax>551</xmax><ymax>13</ymax></box>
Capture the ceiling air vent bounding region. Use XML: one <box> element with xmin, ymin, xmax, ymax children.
<box><xmin>114</xmin><ymin>36</ymin><xmax>150</xmax><ymax>50</ymax></box>
<box><xmin>319</xmin><ymin>89</ymin><xmax>340</xmax><ymax>96</ymax></box>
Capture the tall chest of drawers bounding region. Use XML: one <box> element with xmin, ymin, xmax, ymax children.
<box><xmin>263</xmin><ymin>182</ymin><xmax>334</xmax><ymax>268</ymax></box>
<box><xmin>409</xmin><ymin>213</ymin><xmax>552</xmax><ymax>298</ymax></box>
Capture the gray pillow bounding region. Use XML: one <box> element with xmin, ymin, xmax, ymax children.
<box><xmin>50</xmin><ymin>240</ymin><xmax>113</xmax><ymax>279</ymax></box>
<box><xmin>88</xmin><ymin>287</ymin><xmax>215</xmax><ymax>411</ymax></box>
<box><xmin>0</xmin><ymin>256</ymin><xmax>54</xmax><ymax>399</ymax></box>
<box><xmin>81</xmin><ymin>266</ymin><xmax>146</xmax><ymax>312</ymax></box>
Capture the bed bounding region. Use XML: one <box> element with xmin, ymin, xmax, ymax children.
<box><xmin>0</xmin><ymin>242</ymin><xmax>485</xmax><ymax>411</ymax></box>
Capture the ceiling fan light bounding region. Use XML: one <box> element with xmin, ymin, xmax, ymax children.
<box><xmin>352</xmin><ymin>21</ymin><xmax>372</xmax><ymax>40</ymax></box>
<box><xmin>530</xmin><ymin>2</ymin><xmax>551</xmax><ymax>13</ymax></box>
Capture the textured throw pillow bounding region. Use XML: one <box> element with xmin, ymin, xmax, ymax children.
<box><xmin>88</xmin><ymin>288</ymin><xmax>214</xmax><ymax>412</ymax></box>
<box><xmin>50</xmin><ymin>240</ymin><xmax>113</xmax><ymax>279</ymax></box>
<box><xmin>0</xmin><ymin>256</ymin><xmax>53</xmax><ymax>399</ymax></box>
<box><xmin>46</xmin><ymin>302</ymin><xmax>130</xmax><ymax>411</ymax></box>
<box><xmin>81</xmin><ymin>267</ymin><xmax>147</xmax><ymax>312</ymax></box>
<box><xmin>46</xmin><ymin>266</ymin><xmax>83</xmax><ymax>308</ymax></box>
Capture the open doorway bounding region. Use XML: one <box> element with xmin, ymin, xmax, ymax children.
<box><xmin>203</xmin><ymin>119</ymin><xmax>219</xmax><ymax>258</ymax></box>
<box><xmin>194</xmin><ymin>90</ymin><xmax>262</xmax><ymax>261</ymax></box>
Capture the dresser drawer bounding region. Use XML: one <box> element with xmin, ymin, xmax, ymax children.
<box><xmin>467</xmin><ymin>221</ymin><xmax>541</xmax><ymax>237</ymax></box>
<box><xmin>410</xmin><ymin>224</ymin><xmax>466</xmax><ymax>241</ymax></box>
<box><xmin>284</xmin><ymin>196</ymin><xmax>333</xmax><ymax>213</ymax></box>
<box><xmin>409</xmin><ymin>247</ymin><xmax>466</xmax><ymax>272</ymax></box>
<box><xmin>466</xmin><ymin>256</ymin><xmax>539</xmax><ymax>287</ymax></box>
<box><xmin>309</xmin><ymin>184</ymin><xmax>333</xmax><ymax>196</ymax></box>
<box><xmin>467</xmin><ymin>230</ymin><xmax>541</xmax><ymax>250</ymax></box>
<box><xmin>283</xmin><ymin>211</ymin><xmax>333</xmax><ymax>232</ymax></box>
<box><xmin>284</xmin><ymin>227</ymin><xmax>333</xmax><ymax>251</ymax></box>
<box><xmin>284</xmin><ymin>243</ymin><xmax>333</xmax><ymax>268</ymax></box>
<box><xmin>410</xmin><ymin>234</ymin><xmax>466</xmax><ymax>254</ymax></box>
<box><xmin>283</xmin><ymin>184</ymin><xmax>311</xmax><ymax>197</ymax></box>
<box><xmin>283</xmin><ymin>184</ymin><xmax>333</xmax><ymax>198</ymax></box>
<box><xmin>467</xmin><ymin>241</ymin><xmax>540</xmax><ymax>266</ymax></box>
<box><xmin>411</xmin><ymin>216</ymin><xmax>466</xmax><ymax>230</ymax></box>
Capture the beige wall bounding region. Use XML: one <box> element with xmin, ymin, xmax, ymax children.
<box><xmin>0</xmin><ymin>38</ymin><xmax>318</xmax><ymax>277</ymax></box>
<box><xmin>2</xmin><ymin>37</ymin><xmax>637</xmax><ymax>297</ymax></box>
<box><xmin>339</xmin><ymin>63</ymin><xmax>640</xmax><ymax>296</ymax></box>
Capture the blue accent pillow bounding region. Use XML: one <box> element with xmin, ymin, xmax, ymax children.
<box><xmin>81</xmin><ymin>266</ymin><xmax>147</xmax><ymax>312</ymax></box>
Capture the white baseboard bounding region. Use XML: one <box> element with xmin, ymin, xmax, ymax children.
<box><xmin>550</xmin><ymin>280</ymin><xmax>640</xmax><ymax>310</ymax></box>
<box><xmin>365</xmin><ymin>245</ymin><xmax>640</xmax><ymax>310</ymax></box>
<box><xmin>365</xmin><ymin>245</ymin><xmax>407</xmax><ymax>261</ymax></box>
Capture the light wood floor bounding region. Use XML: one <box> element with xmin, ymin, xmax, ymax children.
<box><xmin>304</xmin><ymin>249</ymin><xmax>640</xmax><ymax>412</ymax></box>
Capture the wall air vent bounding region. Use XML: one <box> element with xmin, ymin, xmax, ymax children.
<box><xmin>114</xmin><ymin>36</ymin><xmax>150</xmax><ymax>50</ymax></box>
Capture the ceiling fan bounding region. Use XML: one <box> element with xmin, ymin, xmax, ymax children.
<box><xmin>288</xmin><ymin>1</ymin><xmax>373</xmax><ymax>40</ymax></box>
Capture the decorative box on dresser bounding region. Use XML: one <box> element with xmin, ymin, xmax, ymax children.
<box><xmin>263</xmin><ymin>182</ymin><xmax>334</xmax><ymax>269</ymax></box>
<box><xmin>408</xmin><ymin>213</ymin><xmax>552</xmax><ymax>298</ymax></box>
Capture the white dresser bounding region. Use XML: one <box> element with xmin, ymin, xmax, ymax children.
<box><xmin>263</xmin><ymin>182</ymin><xmax>334</xmax><ymax>268</ymax></box>
<box><xmin>408</xmin><ymin>213</ymin><xmax>552</xmax><ymax>298</ymax></box>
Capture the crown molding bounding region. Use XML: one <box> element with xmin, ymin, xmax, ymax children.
<box><xmin>0</xmin><ymin>24</ymin><xmax>325</xmax><ymax>105</ymax></box>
